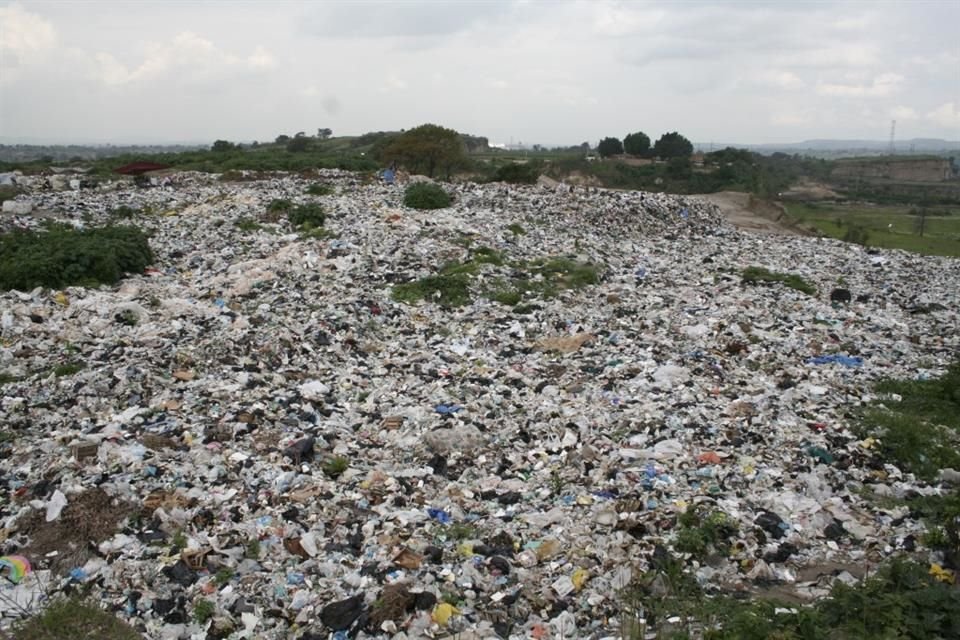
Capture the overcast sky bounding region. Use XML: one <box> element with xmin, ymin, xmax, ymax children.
<box><xmin>1</xmin><ymin>0</ymin><xmax>958</xmax><ymax>146</ymax></box>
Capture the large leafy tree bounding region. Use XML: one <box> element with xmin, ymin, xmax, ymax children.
<box><xmin>597</xmin><ymin>137</ymin><xmax>624</xmax><ymax>158</ymax></box>
<box><xmin>383</xmin><ymin>124</ymin><xmax>466</xmax><ymax>178</ymax></box>
<box><xmin>623</xmin><ymin>131</ymin><xmax>651</xmax><ymax>156</ymax></box>
<box><xmin>653</xmin><ymin>131</ymin><xmax>693</xmax><ymax>159</ymax></box>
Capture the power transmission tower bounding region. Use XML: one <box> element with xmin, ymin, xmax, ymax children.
<box><xmin>888</xmin><ymin>120</ymin><xmax>896</xmax><ymax>155</ymax></box>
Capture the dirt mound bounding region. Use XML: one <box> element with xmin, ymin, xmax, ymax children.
<box><xmin>18</xmin><ymin>488</ymin><xmax>133</xmax><ymax>573</ymax></box>
<box><xmin>700</xmin><ymin>191</ymin><xmax>814</xmax><ymax>235</ymax></box>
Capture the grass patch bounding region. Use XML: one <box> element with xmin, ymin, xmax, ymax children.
<box><xmin>53</xmin><ymin>361</ymin><xmax>85</xmax><ymax>377</ymax></box>
<box><xmin>741</xmin><ymin>266</ymin><xmax>817</xmax><ymax>296</ymax></box>
<box><xmin>506</xmin><ymin>223</ymin><xmax>526</xmax><ymax>236</ymax></box>
<box><xmin>321</xmin><ymin>455</ymin><xmax>349</xmax><ymax>479</ymax></box>
<box><xmin>305</xmin><ymin>183</ymin><xmax>334</xmax><ymax>196</ymax></box>
<box><xmin>10</xmin><ymin>598</ymin><xmax>143</xmax><ymax>640</ymax></box>
<box><xmin>287</xmin><ymin>203</ymin><xmax>325</xmax><ymax>229</ymax></box>
<box><xmin>264</xmin><ymin>198</ymin><xmax>292</xmax><ymax>222</ymax></box>
<box><xmin>855</xmin><ymin>360</ymin><xmax>960</xmax><ymax>481</ymax></box>
<box><xmin>235</xmin><ymin>218</ymin><xmax>262</xmax><ymax>233</ymax></box>
<box><xmin>0</xmin><ymin>371</ymin><xmax>22</xmax><ymax>385</ymax></box>
<box><xmin>785</xmin><ymin>202</ymin><xmax>960</xmax><ymax>258</ymax></box>
<box><xmin>392</xmin><ymin>273</ymin><xmax>471</xmax><ymax>307</ymax></box>
<box><xmin>403</xmin><ymin>183</ymin><xmax>451</xmax><ymax>210</ymax></box>
<box><xmin>213</xmin><ymin>567</ymin><xmax>234</xmax><ymax>587</ymax></box>
<box><xmin>620</xmin><ymin>554</ymin><xmax>960</xmax><ymax>640</ymax></box>
<box><xmin>674</xmin><ymin>507</ymin><xmax>738</xmax><ymax>559</ymax></box>
<box><xmin>0</xmin><ymin>224</ymin><xmax>153</xmax><ymax>292</ymax></box>
<box><xmin>109</xmin><ymin>205</ymin><xmax>139</xmax><ymax>219</ymax></box>
<box><xmin>193</xmin><ymin>599</ymin><xmax>215</xmax><ymax>624</ymax></box>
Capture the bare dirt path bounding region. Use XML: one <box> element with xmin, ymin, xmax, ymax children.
<box><xmin>699</xmin><ymin>191</ymin><xmax>814</xmax><ymax>236</ymax></box>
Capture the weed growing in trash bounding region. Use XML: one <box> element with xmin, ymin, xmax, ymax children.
<box><xmin>506</xmin><ymin>222</ymin><xmax>526</xmax><ymax>236</ymax></box>
<box><xmin>192</xmin><ymin>599</ymin><xmax>215</xmax><ymax>624</ymax></box>
<box><xmin>234</xmin><ymin>217</ymin><xmax>263</xmax><ymax>233</ymax></box>
<box><xmin>52</xmin><ymin>362</ymin><xmax>85</xmax><ymax>377</ymax></box>
<box><xmin>305</xmin><ymin>183</ymin><xmax>334</xmax><ymax>196</ymax></box>
<box><xmin>393</xmin><ymin>249</ymin><xmax>600</xmax><ymax>308</ymax></box>
<box><xmin>287</xmin><ymin>203</ymin><xmax>325</xmax><ymax>229</ymax></box>
<box><xmin>0</xmin><ymin>372</ymin><xmax>21</xmax><ymax>386</ymax></box>
<box><xmin>171</xmin><ymin>530</ymin><xmax>187</xmax><ymax>552</ymax></box>
<box><xmin>213</xmin><ymin>567</ymin><xmax>234</xmax><ymax>587</ymax></box>
<box><xmin>619</xmin><ymin>554</ymin><xmax>960</xmax><ymax>639</ymax></box>
<box><xmin>403</xmin><ymin>183</ymin><xmax>451</xmax><ymax>210</ymax></box>
<box><xmin>8</xmin><ymin>597</ymin><xmax>142</xmax><ymax>640</ymax></box>
<box><xmin>244</xmin><ymin>538</ymin><xmax>261</xmax><ymax>560</ymax></box>
<box><xmin>740</xmin><ymin>266</ymin><xmax>817</xmax><ymax>296</ymax></box>
<box><xmin>392</xmin><ymin>273</ymin><xmax>472</xmax><ymax>308</ymax></box>
<box><xmin>856</xmin><ymin>359</ymin><xmax>960</xmax><ymax>481</ymax></box>
<box><xmin>673</xmin><ymin>506</ymin><xmax>738</xmax><ymax>560</ymax></box>
<box><xmin>0</xmin><ymin>224</ymin><xmax>153</xmax><ymax>292</ymax></box>
<box><xmin>322</xmin><ymin>455</ymin><xmax>349</xmax><ymax>479</ymax></box>
<box><xmin>108</xmin><ymin>205</ymin><xmax>139</xmax><ymax>219</ymax></box>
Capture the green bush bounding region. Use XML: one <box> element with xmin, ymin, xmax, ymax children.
<box><xmin>109</xmin><ymin>205</ymin><xmax>138</xmax><ymax>219</ymax></box>
<box><xmin>403</xmin><ymin>183</ymin><xmax>451</xmax><ymax>210</ymax></box>
<box><xmin>11</xmin><ymin>597</ymin><xmax>142</xmax><ymax>640</ymax></box>
<box><xmin>264</xmin><ymin>198</ymin><xmax>292</xmax><ymax>222</ymax></box>
<box><xmin>492</xmin><ymin>162</ymin><xmax>540</xmax><ymax>184</ymax></box>
<box><xmin>305</xmin><ymin>183</ymin><xmax>334</xmax><ymax>196</ymax></box>
<box><xmin>287</xmin><ymin>203</ymin><xmax>325</xmax><ymax>229</ymax></box>
<box><xmin>0</xmin><ymin>224</ymin><xmax>153</xmax><ymax>292</ymax></box>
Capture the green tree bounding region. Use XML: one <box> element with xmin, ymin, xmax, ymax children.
<box><xmin>623</xmin><ymin>131</ymin><xmax>651</xmax><ymax>156</ymax></box>
<box><xmin>597</xmin><ymin>137</ymin><xmax>624</xmax><ymax>158</ymax></box>
<box><xmin>286</xmin><ymin>136</ymin><xmax>310</xmax><ymax>153</ymax></box>
<box><xmin>317</xmin><ymin>128</ymin><xmax>333</xmax><ymax>139</ymax></box>
<box><xmin>382</xmin><ymin>123</ymin><xmax>466</xmax><ymax>178</ymax></box>
<box><xmin>653</xmin><ymin>131</ymin><xmax>693</xmax><ymax>159</ymax></box>
<box><xmin>275</xmin><ymin>134</ymin><xmax>291</xmax><ymax>145</ymax></box>
<box><xmin>211</xmin><ymin>140</ymin><xmax>234</xmax><ymax>152</ymax></box>
<box><xmin>666</xmin><ymin>156</ymin><xmax>692</xmax><ymax>179</ymax></box>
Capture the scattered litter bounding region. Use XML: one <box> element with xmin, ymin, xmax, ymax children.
<box><xmin>0</xmin><ymin>170</ymin><xmax>957</xmax><ymax>638</ymax></box>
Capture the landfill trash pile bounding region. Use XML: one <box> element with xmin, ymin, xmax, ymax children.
<box><xmin>1</xmin><ymin>170</ymin><xmax>958</xmax><ymax>639</ymax></box>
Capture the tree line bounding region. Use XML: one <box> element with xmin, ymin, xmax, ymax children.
<box><xmin>597</xmin><ymin>131</ymin><xmax>694</xmax><ymax>159</ymax></box>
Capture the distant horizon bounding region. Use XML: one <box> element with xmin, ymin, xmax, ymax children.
<box><xmin>1</xmin><ymin>134</ymin><xmax>959</xmax><ymax>151</ymax></box>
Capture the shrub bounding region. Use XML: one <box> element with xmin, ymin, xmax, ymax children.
<box><xmin>109</xmin><ymin>205</ymin><xmax>138</xmax><ymax>219</ymax></box>
<box><xmin>264</xmin><ymin>198</ymin><xmax>292</xmax><ymax>222</ymax></box>
<box><xmin>305</xmin><ymin>183</ymin><xmax>334</xmax><ymax>196</ymax></box>
<box><xmin>843</xmin><ymin>224</ymin><xmax>870</xmax><ymax>245</ymax></box>
<box><xmin>287</xmin><ymin>203</ymin><xmax>325</xmax><ymax>229</ymax></box>
<box><xmin>404</xmin><ymin>183</ymin><xmax>451</xmax><ymax>210</ymax></box>
<box><xmin>11</xmin><ymin>598</ymin><xmax>142</xmax><ymax>640</ymax></box>
<box><xmin>492</xmin><ymin>162</ymin><xmax>540</xmax><ymax>184</ymax></box>
<box><xmin>0</xmin><ymin>224</ymin><xmax>153</xmax><ymax>292</ymax></box>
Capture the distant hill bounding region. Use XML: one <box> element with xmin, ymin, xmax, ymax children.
<box><xmin>696</xmin><ymin>138</ymin><xmax>960</xmax><ymax>158</ymax></box>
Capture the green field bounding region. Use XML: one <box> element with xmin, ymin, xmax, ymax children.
<box><xmin>785</xmin><ymin>202</ymin><xmax>960</xmax><ymax>257</ymax></box>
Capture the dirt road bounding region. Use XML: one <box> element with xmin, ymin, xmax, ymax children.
<box><xmin>699</xmin><ymin>191</ymin><xmax>814</xmax><ymax>235</ymax></box>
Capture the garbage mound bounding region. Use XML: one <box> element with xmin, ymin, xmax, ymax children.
<box><xmin>1</xmin><ymin>171</ymin><xmax>958</xmax><ymax>638</ymax></box>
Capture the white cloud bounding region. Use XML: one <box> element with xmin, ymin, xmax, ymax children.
<box><xmin>592</xmin><ymin>6</ymin><xmax>666</xmax><ymax>37</ymax></box>
<box><xmin>816</xmin><ymin>73</ymin><xmax>903</xmax><ymax>97</ymax></box>
<box><xmin>87</xmin><ymin>32</ymin><xmax>276</xmax><ymax>86</ymax></box>
<box><xmin>890</xmin><ymin>106</ymin><xmax>919</xmax><ymax>120</ymax></box>
<box><xmin>927</xmin><ymin>102</ymin><xmax>960</xmax><ymax>129</ymax></box>
<box><xmin>0</xmin><ymin>3</ymin><xmax>56</xmax><ymax>82</ymax></box>
<box><xmin>247</xmin><ymin>45</ymin><xmax>276</xmax><ymax>70</ymax></box>
<box><xmin>0</xmin><ymin>4</ymin><xmax>56</xmax><ymax>57</ymax></box>
<box><xmin>756</xmin><ymin>70</ymin><xmax>805</xmax><ymax>90</ymax></box>
<box><xmin>771</xmin><ymin>111</ymin><xmax>813</xmax><ymax>126</ymax></box>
